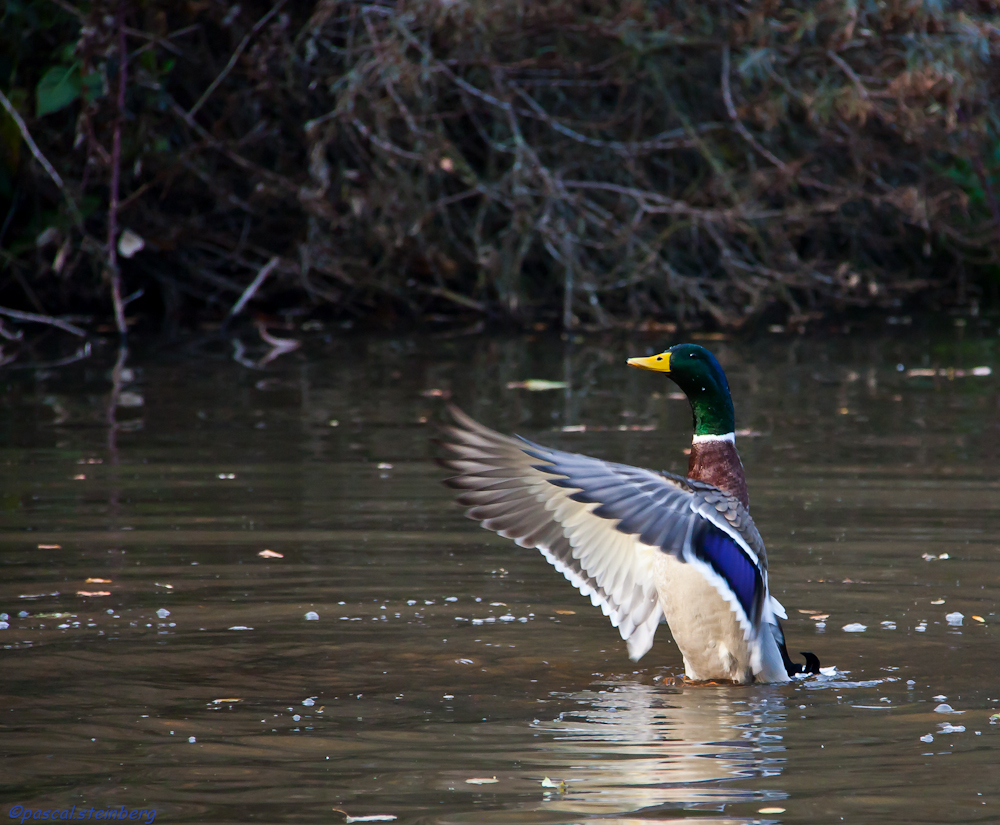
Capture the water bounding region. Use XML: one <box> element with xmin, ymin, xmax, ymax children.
<box><xmin>1</xmin><ymin>327</ymin><xmax>999</xmax><ymax>824</ymax></box>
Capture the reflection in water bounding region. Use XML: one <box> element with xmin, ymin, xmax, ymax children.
<box><xmin>528</xmin><ymin>682</ymin><xmax>787</xmax><ymax>820</ymax></box>
<box><xmin>2</xmin><ymin>330</ymin><xmax>1000</xmax><ymax>825</ymax></box>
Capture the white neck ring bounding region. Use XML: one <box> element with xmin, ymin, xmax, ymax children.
<box><xmin>691</xmin><ymin>432</ymin><xmax>736</xmax><ymax>444</ymax></box>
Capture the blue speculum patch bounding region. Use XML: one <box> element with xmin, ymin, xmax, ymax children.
<box><xmin>694</xmin><ymin>524</ymin><xmax>761</xmax><ymax>623</ymax></box>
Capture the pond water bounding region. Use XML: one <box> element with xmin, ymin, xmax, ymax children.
<box><xmin>1</xmin><ymin>326</ymin><xmax>999</xmax><ymax>825</ymax></box>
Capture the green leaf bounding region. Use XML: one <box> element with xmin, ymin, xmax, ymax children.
<box><xmin>36</xmin><ymin>63</ymin><xmax>80</xmax><ymax>117</ymax></box>
<box><xmin>81</xmin><ymin>71</ymin><xmax>103</xmax><ymax>103</ymax></box>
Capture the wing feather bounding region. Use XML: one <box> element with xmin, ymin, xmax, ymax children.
<box><xmin>438</xmin><ymin>406</ymin><xmax>769</xmax><ymax>661</ymax></box>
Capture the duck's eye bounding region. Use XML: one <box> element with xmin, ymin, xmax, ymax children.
<box><xmin>656</xmin><ymin>356</ymin><xmax>662</xmax><ymax>361</ymax></box>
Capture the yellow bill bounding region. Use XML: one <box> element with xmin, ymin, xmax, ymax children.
<box><xmin>626</xmin><ymin>352</ymin><xmax>671</xmax><ymax>372</ymax></box>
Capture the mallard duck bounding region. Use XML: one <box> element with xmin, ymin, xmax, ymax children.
<box><xmin>438</xmin><ymin>343</ymin><xmax>819</xmax><ymax>684</ymax></box>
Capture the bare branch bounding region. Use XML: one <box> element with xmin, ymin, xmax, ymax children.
<box><xmin>106</xmin><ymin>2</ymin><xmax>129</xmax><ymax>338</ymax></box>
<box><xmin>0</xmin><ymin>306</ymin><xmax>87</xmax><ymax>337</ymax></box>
<box><xmin>0</xmin><ymin>88</ymin><xmax>83</xmax><ymax>227</ymax></box>
<box><xmin>228</xmin><ymin>257</ymin><xmax>281</xmax><ymax>318</ymax></box>
<box><xmin>827</xmin><ymin>50</ymin><xmax>869</xmax><ymax>99</ymax></box>
<box><xmin>721</xmin><ymin>45</ymin><xmax>787</xmax><ymax>171</ymax></box>
<box><xmin>189</xmin><ymin>0</ymin><xmax>288</xmax><ymax>117</ymax></box>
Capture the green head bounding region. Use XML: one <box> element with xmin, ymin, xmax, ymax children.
<box><xmin>627</xmin><ymin>343</ymin><xmax>736</xmax><ymax>436</ymax></box>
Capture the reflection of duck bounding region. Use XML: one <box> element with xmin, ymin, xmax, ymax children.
<box><xmin>439</xmin><ymin>344</ymin><xmax>819</xmax><ymax>684</ymax></box>
<box><xmin>528</xmin><ymin>681</ymin><xmax>788</xmax><ymax>816</ymax></box>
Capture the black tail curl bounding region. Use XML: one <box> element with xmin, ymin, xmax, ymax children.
<box><xmin>774</xmin><ymin>618</ymin><xmax>821</xmax><ymax>677</ymax></box>
<box><xmin>791</xmin><ymin>650</ymin><xmax>822</xmax><ymax>676</ymax></box>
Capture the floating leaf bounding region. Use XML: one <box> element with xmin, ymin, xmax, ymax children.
<box><xmin>258</xmin><ymin>549</ymin><xmax>283</xmax><ymax>558</ymax></box>
<box><xmin>506</xmin><ymin>379</ymin><xmax>567</xmax><ymax>391</ymax></box>
<box><xmin>758</xmin><ymin>808</ymin><xmax>786</xmax><ymax>814</ymax></box>
<box><xmin>465</xmin><ymin>777</ymin><xmax>498</xmax><ymax>785</ymax></box>
<box><xmin>906</xmin><ymin>367</ymin><xmax>991</xmax><ymax>378</ymax></box>
<box><xmin>37</xmin><ymin>64</ymin><xmax>81</xmax><ymax>117</ymax></box>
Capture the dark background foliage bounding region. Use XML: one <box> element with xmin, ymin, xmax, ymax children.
<box><xmin>1</xmin><ymin>0</ymin><xmax>999</xmax><ymax>338</ymax></box>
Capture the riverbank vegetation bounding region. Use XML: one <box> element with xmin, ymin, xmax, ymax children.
<box><xmin>1</xmin><ymin>0</ymin><xmax>999</xmax><ymax>344</ymax></box>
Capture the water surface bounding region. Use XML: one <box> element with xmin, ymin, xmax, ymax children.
<box><xmin>2</xmin><ymin>328</ymin><xmax>999</xmax><ymax>824</ymax></box>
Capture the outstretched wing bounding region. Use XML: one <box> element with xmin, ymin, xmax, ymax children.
<box><xmin>438</xmin><ymin>406</ymin><xmax>770</xmax><ymax>660</ymax></box>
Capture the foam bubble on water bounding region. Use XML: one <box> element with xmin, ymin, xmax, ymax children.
<box><xmin>156</xmin><ymin>608</ymin><xmax>170</xmax><ymax>619</ymax></box>
<box><xmin>934</xmin><ymin>703</ymin><xmax>962</xmax><ymax>714</ymax></box>
<box><xmin>305</xmin><ymin>611</ymin><xmax>319</xmax><ymax>621</ymax></box>
<box><xmin>946</xmin><ymin>612</ymin><xmax>964</xmax><ymax>626</ymax></box>
<box><xmin>920</xmin><ymin>733</ymin><xmax>933</xmax><ymax>743</ymax></box>
<box><xmin>842</xmin><ymin>623</ymin><xmax>867</xmax><ymax>633</ymax></box>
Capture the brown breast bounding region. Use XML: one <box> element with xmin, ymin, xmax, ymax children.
<box><xmin>687</xmin><ymin>439</ymin><xmax>750</xmax><ymax>510</ymax></box>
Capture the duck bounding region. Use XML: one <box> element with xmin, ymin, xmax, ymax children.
<box><xmin>438</xmin><ymin>343</ymin><xmax>820</xmax><ymax>684</ymax></box>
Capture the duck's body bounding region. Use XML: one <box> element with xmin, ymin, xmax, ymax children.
<box><xmin>439</xmin><ymin>344</ymin><xmax>818</xmax><ymax>684</ymax></box>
